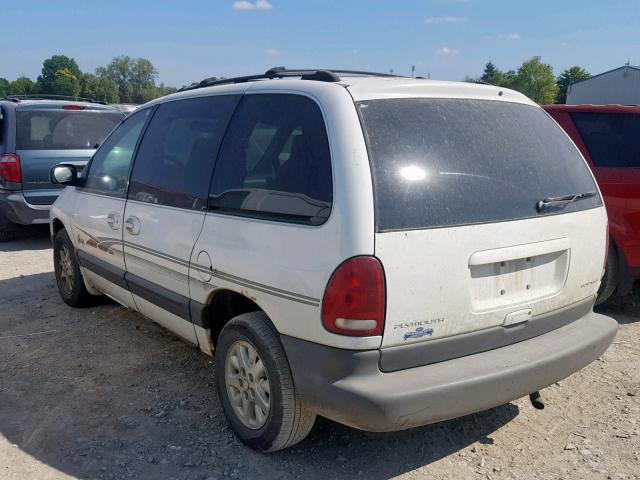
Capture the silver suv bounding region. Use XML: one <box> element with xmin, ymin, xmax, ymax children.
<box><xmin>0</xmin><ymin>95</ymin><xmax>123</xmax><ymax>241</ymax></box>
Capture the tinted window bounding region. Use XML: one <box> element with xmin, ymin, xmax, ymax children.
<box><xmin>571</xmin><ymin>112</ymin><xmax>640</xmax><ymax>168</ymax></box>
<box><xmin>16</xmin><ymin>110</ymin><xmax>122</xmax><ymax>150</ymax></box>
<box><xmin>209</xmin><ymin>94</ymin><xmax>332</xmax><ymax>225</ymax></box>
<box><xmin>128</xmin><ymin>95</ymin><xmax>240</xmax><ymax>210</ymax></box>
<box><xmin>84</xmin><ymin>109</ymin><xmax>150</xmax><ymax>196</ymax></box>
<box><xmin>358</xmin><ymin>99</ymin><xmax>601</xmax><ymax>232</ymax></box>
<box><xmin>0</xmin><ymin>107</ymin><xmax>4</xmax><ymax>147</ymax></box>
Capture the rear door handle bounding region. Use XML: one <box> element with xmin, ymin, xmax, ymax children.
<box><xmin>124</xmin><ymin>216</ymin><xmax>141</xmax><ymax>235</ymax></box>
<box><xmin>106</xmin><ymin>212</ymin><xmax>120</xmax><ymax>230</ymax></box>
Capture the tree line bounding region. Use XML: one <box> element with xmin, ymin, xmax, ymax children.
<box><xmin>469</xmin><ymin>56</ymin><xmax>591</xmax><ymax>104</ymax></box>
<box><xmin>1</xmin><ymin>54</ymin><xmax>591</xmax><ymax>106</ymax></box>
<box><xmin>0</xmin><ymin>54</ymin><xmax>177</xmax><ymax>104</ymax></box>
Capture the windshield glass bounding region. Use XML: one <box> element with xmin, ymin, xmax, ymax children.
<box><xmin>16</xmin><ymin>109</ymin><xmax>122</xmax><ymax>150</ymax></box>
<box><xmin>358</xmin><ymin>98</ymin><xmax>601</xmax><ymax>232</ymax></box>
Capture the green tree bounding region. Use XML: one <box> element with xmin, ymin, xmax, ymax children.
<box><xmin>80</xmin><ymin>74</ymin><xmax>120</xmax><ymax>103</ymax></box>
<box><xmin>0</xmin><ymin>78</ymin><xmax>9</xmax><ymax>97</ymax></box>
<box><xmin>96</xmin><ymin>55</ymin><xmax>159</xmax><ymax>103</ymax></box>
<box><xmin>556</xmin><ymin>66</ymin><xmax>591</xmax><ymax>104</ymax></box>
<box><xmin>38</xmin><ymin>55</ymin><xmax>82</xmax><ymax>93</ymax></box>
<box><xmin>51</xmin><ymin>68</ymin><xmax>81</xmax><ymax>97</ymax></box>
<box><xmin>509</xmin><ymin>56</ymin><xmax>558</xmax><ymax>105</ymax></box>
<box><xmin>480</xmin><ymin>61</ymin><xmax>504</xmax><ymax>85</ymax></box>
<box><xmin>8</xmin><ymin>76</ymin><xmax>37</xmax><ymax>95</ymax></box>
<box><xmin>498</xmin><ymin>69</ymin><xmax>517</xmax><ymax>89</ymax></box>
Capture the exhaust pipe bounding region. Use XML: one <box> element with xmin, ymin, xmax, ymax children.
<box><xmin>529</xmin><ymin>391</ymin><xmax>545</xmax><ymax>410</ymax></box>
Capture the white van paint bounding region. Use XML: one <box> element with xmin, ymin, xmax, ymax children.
<box><xmin>51</xmin><ymin>72</ymin><xmax>617</xmax><ymax>448</ymax></box>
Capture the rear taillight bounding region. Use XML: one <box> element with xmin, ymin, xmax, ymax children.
<box><xmin>0</xmin><ymin>154</ymin><xmax>22</xmax><ymax>183</ymax></box>
<box><xmin>321</xmin><ymin>256</ymin><xmax>386</xmax><ymax>336</ymax></box>
<box><xmin>63</xmin><ymin>105</ymin><xmax>85</xmax><ymax>110</ymax></box>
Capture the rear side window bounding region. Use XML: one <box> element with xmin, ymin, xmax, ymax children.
<box><xmin>209</xmin><ymin>94</ymin><xmax>332</xmax><ymax>225</ymax></box>
<box><xmin>16</xmin><ymin>109</ymin><xmax>122</xmax><ymax>150</ymax></box>
<box><xmin>571</xmin><ymin>112</ymin><xmax>640</xmax><ymax>168</ymax></box>
<box><xmin>128</xmin><ymin>95</ymin><xmax>240</xmax><ymax>210</ymax></box>
<box><xmin>358</xmin><ymin>99</ymin><xmax>601</xmax><ymax>232</ymax></box>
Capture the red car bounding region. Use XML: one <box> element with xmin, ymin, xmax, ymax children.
<box><xmin>545</xmin><ymin>104</ymin><xmax>640</xmax><ymax>304</ymax></box>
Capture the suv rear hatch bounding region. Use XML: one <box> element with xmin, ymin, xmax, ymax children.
<box><xmin>357</xmin><ymin>98</ymin><xmax>606</xmax><ymax>356</ymax></box>
<box><xmin>15</xmin><ymin>105</ymin><xmax>122</xmax><ymax>204</ymax></box>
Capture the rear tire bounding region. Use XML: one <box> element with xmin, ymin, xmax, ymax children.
<box><xmin>0</xmin><ymin>228</ymin><xmax>14</xmax><ymax>242</ymax></box>
<box><xmin>53</xmin><ymin>228</ymin><xmax>92</xmax><ymax>307</ymax></box>
<box><xmin>596</xmin><ymin>242</ymin><xmax>618</xmax><ymax>306</ymax></box>
<box><xmin>215</xmin><ymin>312</ymin><xmax>316</xmax><ymax>452</ymax></box>
<box><xmin>0</xmin><ymin>211</ymin><xmax>15</xmax><ymax>242</ymax></box>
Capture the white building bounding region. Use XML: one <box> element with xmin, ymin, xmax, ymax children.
<box><xmin>567</xmin><ymin>65</ymin><xmax>640</xmax><ymax>105</ymax></box>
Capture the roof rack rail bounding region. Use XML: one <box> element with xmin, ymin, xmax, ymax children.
<box><xmin>0</xmin><ymin>94</ymin><xmax>108</xmax><ymax>105</ymax></box>
<box><xmin>179</xmin><ymin>67</ymin><xmax>403</xmax><ymax>92</ymax></box>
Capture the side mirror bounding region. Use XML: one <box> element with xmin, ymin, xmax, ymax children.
<box><xmin>50</xmin><ymin>164</ymin><xmax>79</xmax><ymax>186</ymax></box>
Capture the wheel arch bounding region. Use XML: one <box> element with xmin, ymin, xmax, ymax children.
<box><xmin>51</xmin><ymin>217</ymin><xmax>65</xmax><ymax>239</ymax></box>
<box><xmin>202</xmin><ymin>289</ymin><xmax>268</xmax><ymax>348</ymax></box>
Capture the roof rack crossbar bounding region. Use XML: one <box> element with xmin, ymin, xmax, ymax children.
<box><xmin>179</xmin><ymin>67</ymin><xmax>404</xmax><ymax>92</ymax></box>
<box><xmin>0</xmin><ymin>94</ymin><xmax>107</xmax><ymax>105</ymax></box>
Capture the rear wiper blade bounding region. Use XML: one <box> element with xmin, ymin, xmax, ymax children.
<box><xmin>537</xmin><ymin>191</ymin><xmax>597</xmax><ymax>212</ymax></box>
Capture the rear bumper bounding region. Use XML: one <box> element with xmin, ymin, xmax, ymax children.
<box><xmin>282</xmin><ymin>312</ymin><xmax>618</xmax><ymax>432</ymax></box>
<box><xmin>0</xmin><ymin>190</ymin><xmax>51</xmax><ymax>225</ymax></box>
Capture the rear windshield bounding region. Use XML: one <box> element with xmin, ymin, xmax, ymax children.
<box><xmin>571</xmin><ymin>112</ymin><xmax>640</xmax><ymax>168</ymax></box>
<box><xmin>357</xmin><ymin>98</ymin><xmax>601</xmax><ymax>232</ymax></box>
<box><xmin>16</xmin><ymin>109</ymin><xmax>122</xmax><ymax>150</ymax></box>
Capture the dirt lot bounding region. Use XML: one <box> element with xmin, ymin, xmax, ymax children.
<box><xmin>0</xmin><ymin>227</ymin><xmax>638</xmax><ymax>480</ymax></box>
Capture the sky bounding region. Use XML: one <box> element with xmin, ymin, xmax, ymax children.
<box><xmin>2</xmin><ymin>0</ymin><xmax>640</xmax><ymax>87</ymax></box>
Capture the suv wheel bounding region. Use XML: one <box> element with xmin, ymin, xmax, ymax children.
<box><xmin>0</xmin><ymin>212</ymin><xmax>15</xmax><ymax>242</ymax></box>
<box><xmin>215</xmin><ymin>312</ymin><xmax>316</xmax><ymax>452</ymax></box>
<box><xmin>0</xmin><ymin>228</ymin><xmax>14</xmax><ymax>242</ymax></box>
<box><xmin>53</xmin><ymin>229</ymin><xmax>92</xmax><ymax>307</ymax></box>
<box><xmin>596</xmin><ymin>242</ymin><xmax>618</xmax><ymax>306</ymax></box>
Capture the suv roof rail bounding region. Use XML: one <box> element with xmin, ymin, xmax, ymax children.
<box><xmin>179</xmin><ymin>67</ymin><xmax>403</xmax><ymax>92</ymax></box>
<box><xmin>0</xmin><ymin>94</ymin><xmax>108</xmax><ymax>105</ymax></box>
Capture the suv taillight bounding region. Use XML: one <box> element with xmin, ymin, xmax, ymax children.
<box><xmin>0</xmin><ymin>154</ymin><xmax>22</xmax><ymax>183</ymax></box>
<box><xmin>321</xmin><ymin>256</ymin><xmax>386</xmax><ymax>336</ymax></box>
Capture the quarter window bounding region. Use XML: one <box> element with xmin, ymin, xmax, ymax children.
<box><xmin>571</xmin><ymin>112</ymin><xmax>640</xmax><ymax>168</ymax></box>
<box><xmin>83</xmin><ymin>108</ymin><xmax>150</xmax><ymax>196</ymax></box>
<box><xmin>209</xmin><ymin>94</ymin><xmax>332</xmax><ymax>225</ymax></box>
<box><xmin>128</xmin><ymin>95</ymin><xmax>240</xmax><ymax>210</ymax></box>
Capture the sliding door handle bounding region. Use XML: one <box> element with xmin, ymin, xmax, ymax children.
<box><xmin>124</xmin><ymin>216</ymin><xmax>141</xmax><ymax>235</ymax></box>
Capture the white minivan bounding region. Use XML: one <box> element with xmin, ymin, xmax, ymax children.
<box><xmin>50</xmin><ymin>68</ymin><xmax>618</xmax><ymax>452</ymax></box>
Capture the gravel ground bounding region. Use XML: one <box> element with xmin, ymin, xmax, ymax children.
<box><xmin>0</xmin><ymin>227</ymin><xmax>638</xmax><ymax>480</ymax></box>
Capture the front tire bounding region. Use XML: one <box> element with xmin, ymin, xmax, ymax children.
<box><xmin>53</xmin><ymin>229</ymin><xmax>92</xmax><ymax>307</ymax></box>
<box><xmin>215</xmin><ymin>312</ymin><xmax>316</xmax><ymax>452</ymax></box>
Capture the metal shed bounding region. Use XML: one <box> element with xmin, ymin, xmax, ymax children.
<box><xmin>567</xmin><ymin>65</ymin><xmax>640</xmax><ymax>105</ymax></box>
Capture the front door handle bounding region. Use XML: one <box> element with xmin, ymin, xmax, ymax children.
<box><xmin>106</xmin><ymin>212</ymin><xmax>120</xmax><ymax>230</ymax></box>
<box><xmin>124</xmin><ymin>216</ymin><xmax>141</xmax><ymax>235</ymax></box>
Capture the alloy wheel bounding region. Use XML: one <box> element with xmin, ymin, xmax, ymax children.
<box><xmin>225</xmin><ymin>340</ymin><xmax>271</xmax><ymax>429</ymax></box>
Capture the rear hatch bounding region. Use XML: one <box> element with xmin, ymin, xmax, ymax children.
<box><xmin>15</xmin><ymin>104</ymin><xmax>122</xmax><ymax>204</ymax></box>
<box><xmin>357</xmin><ymin>98</ymin><xmax>606</xmax><ymax>350</ymax></box>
